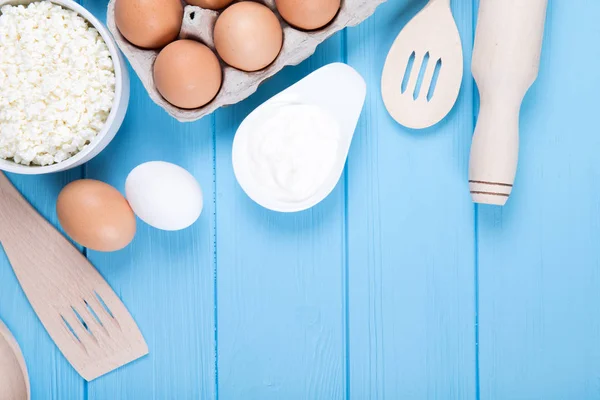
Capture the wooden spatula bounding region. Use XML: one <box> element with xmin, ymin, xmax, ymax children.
<box><xmin>0</xmin><ymin>320</ymin><xmax>30</xmax><ymax>400</ymax></box>
<box><xmin>0</xmin><ymin>172</ymin><xmax>148</xmax><ymax>381</ymax></box>
<box><xmin>381</xmin><ymin>0</ymin><xmax>463</xmax><ymax>129</ymax></box>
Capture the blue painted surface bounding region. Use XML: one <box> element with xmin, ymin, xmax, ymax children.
<box><xmin>1</xmin><ymin>0</ymin><xmax>599</xmax><ymax>398</ymax></box>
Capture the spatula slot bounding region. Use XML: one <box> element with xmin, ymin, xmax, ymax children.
<box><xmin>401</xmin><ymin>51</ymin><xmax>416</xmax><ymax>94</ymax></box>
<box><xmin>61</xmin><ymin>314</ymin><xmax>81</xmax><ymax>343</ymax></box>
<box><xmin>427</xmin><ymin>58</ymin><xmax>443</xmax><ymax>102</ymax></box>
<box><xmin>95</xmin><ymin>291</ymin><xmax>115</xmax><ymax>319</ymax></box>
<box><xmin>85</xmin><ymin>299</ymin><xmax>104</xmax><ymax>327</ymax></box>
<box><xmin>71</xmin><ymin>307</ymin><xmax>92</xmax><ymax>336</ymax></box>
<box><xmin>413</xmin><ymin>52</ymin><xmax>430</xmax><ymax>100</ymax></box>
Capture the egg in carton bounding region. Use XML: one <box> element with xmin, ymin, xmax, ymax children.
<box><xmin>106</xmin><ymin>0</ymin><xmax>386</xmax><ymax>122</ymax></box>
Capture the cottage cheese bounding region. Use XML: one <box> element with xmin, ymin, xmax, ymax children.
<box><xmin>0</xmin><ymin>1</ymin><xmax>115</xmax><ymax>166</ymax></box>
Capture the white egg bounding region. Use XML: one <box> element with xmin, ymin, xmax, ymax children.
<box><xmin>125</xmin><ymin>161</ymin><xmax>203</xmax><ymax>231</ymax></box>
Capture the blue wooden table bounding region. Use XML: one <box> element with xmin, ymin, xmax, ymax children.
<box><xmin>2</xmin><ymin>0</ymin><xmax>599</xmax><ymax>398</ymax></box>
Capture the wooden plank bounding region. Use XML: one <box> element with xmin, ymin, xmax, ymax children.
<box><xmin>81</xmin><ymin>2</ymin><xmax>216</xmax><ymax>398</ymax></box>
<box><xmin>0</xmin><ymin>171</ymin><xmax>84</xmax><ymax>399</ymax></box>
<box><xmin>345</xmin><ymin>0</ymin><xmax>477</xmax><ymax>398</ymax></box>
<box><xmin>82</xmin><ymin>77</ymin><xmax>217</xmax><ymax>399</ymax></box>
<box><xmin>477</xmin><ymin>1</ymin><xmax>600</xmax><ymax>398</ymax></box>
<box><xmin>214</xmin><ymin>34</ymin><xmax>346</xmax><ymax>399</ymax></box>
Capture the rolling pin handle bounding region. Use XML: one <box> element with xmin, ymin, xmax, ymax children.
<box><xmin>469</xmin><ymin>98</ymin><xmax>520</xmax><ymax>206</ymax></box>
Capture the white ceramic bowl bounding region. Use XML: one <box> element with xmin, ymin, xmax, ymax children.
<box><xmin>0</xmin><ymin>0</ymin><xmax>129</xmax><ymax>175</ymax></box>
<box><xmin>233</xmin><ymin>63</ymin><xmax>367</xmax><ymax>213</ymax></box>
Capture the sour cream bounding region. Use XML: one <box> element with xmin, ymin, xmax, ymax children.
<box><xmin>246</xmin><ymin>103</ymin><xmax>341</xmax><ymax>203</ymax></box>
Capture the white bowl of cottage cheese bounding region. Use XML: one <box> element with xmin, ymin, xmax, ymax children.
<box><xmin>0</xmin><ymin>0</ymin><xmax>129</xmax><ymax>174</ymax></box>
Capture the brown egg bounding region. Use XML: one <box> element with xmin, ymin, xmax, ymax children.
<box><xmin>154</xmin><ymin>40</ymin><xmax>222</xmax><ymax>109</ymax></box>
<box><xmin>185</xmin><ymin>0</ymin><xmax>233</xmax><ymax>10</ymax></box>
<box><xmin>115</xmin><ymin>0</ymin><xmax>183</xmax><ymax>49</ymax></box>
<box><xmin>275</xmin><ymin>0</ymin><xmax>341</xmax><ymax>31</ymax></box>
<box><xmin>57</xmin><ymin>180</ymin><xmax>136</xmax><ymax>252</ymax></box>
<box><xmin>214</xmin><ymin>2</ymin><xmax>283</xmax><ymax>72</ymax></box>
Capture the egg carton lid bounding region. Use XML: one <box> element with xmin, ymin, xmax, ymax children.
<box><xmin>107</xmin><ymin>0</ymin><xmax>387</xmax><ymax>123</ymax></box>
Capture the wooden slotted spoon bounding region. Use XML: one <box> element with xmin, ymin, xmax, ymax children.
<box><xmin>0</xmin><ymin>172</ymin><xmax>148</xmax><ymax>381</ymax></box>
<box><xmin>381</xmin><ymin>0</ymin><xmax>463</xmax><ymax>129</ymax></box>
<box><xmin>0</xmin><ymin>320</ymin><xmax>30</xmax><ymax>400</ymax></box>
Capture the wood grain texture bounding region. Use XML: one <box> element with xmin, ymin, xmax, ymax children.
<box><xmin>345</xmin><ymin>0</ymin><xmax>476</xmax><ymax>398</ymax></box>
<box><xmin>0</xmin><ymin>171</ymin><xmax>83</xmax><ymax>399</ymax></box>
<box><xmin>477</xmin><ymin>0</ymin><xmax>600</xmax><ymax>398</ymax></box>
<box><xmin>214</xmin><ymin>34</ymin><xmax>346</xmax><ymax>399</ymax></box>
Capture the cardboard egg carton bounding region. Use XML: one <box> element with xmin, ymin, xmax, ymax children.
<box><xmin>106</xmin><ymin>0</ymin><xmax>386</xmax><ymax>122</ymax></box>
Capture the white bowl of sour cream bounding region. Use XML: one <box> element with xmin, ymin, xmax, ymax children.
<box><xmin>233</xmin><ymin>63</ymin><xmax>367</xmax><ymax>213</ymax></box>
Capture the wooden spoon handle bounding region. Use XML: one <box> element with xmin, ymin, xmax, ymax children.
<box><xmin>0</xmin><ymin>320</ymin><xmax>30</xmax><ymax>400</ymax></box>
<box><xmin>0</xmin><ymin>172</ymin><xmax>26</xmax><ymax>209</ymax></box>
<box><xmin>0</xmin><ymin>172</ymin><xmax>54</xmax><ymax>245</ymax></box>
<box><xmin>0</xmin><ymin>172</ymin><xmax>26</xmax><ymax>227</ymax></box>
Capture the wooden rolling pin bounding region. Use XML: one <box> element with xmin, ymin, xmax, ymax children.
<box><xmin>469</xmin><ymin>0</ymin><xmax>548</xmax><ymax>205</ymax></box>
